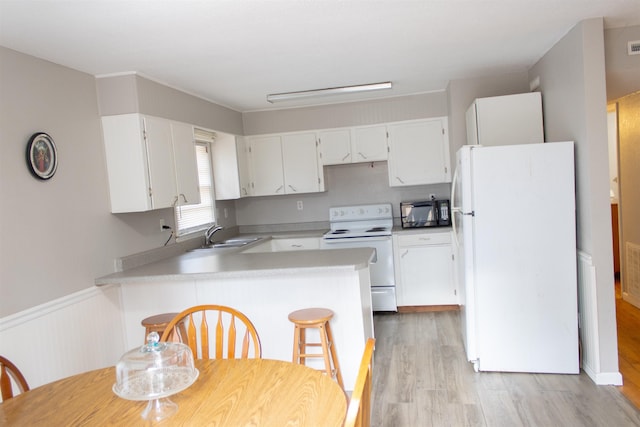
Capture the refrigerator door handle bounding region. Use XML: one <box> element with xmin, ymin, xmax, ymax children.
<box><xmin>451</xmin><ymin>166</ymin><xmax>461</xmax><ymax>247</ymax></box>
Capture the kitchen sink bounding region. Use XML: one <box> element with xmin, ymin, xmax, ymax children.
<box><xmin>190</xmin><ymin>237</ymin><xmax>263</xmax><ymax>250</ymax></box>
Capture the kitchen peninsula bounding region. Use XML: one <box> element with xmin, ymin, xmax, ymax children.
<box><xmin>95</xmin><ymin>239</ymin><xmax>376</xmax><ymax>391</ymax></box>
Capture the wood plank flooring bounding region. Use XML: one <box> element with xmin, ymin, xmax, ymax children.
<box><xmin>617</xmin><ymin>280</ymin><xmax>640</xmax><ymax>409</ymax></box>
<box><xmin>371</xmin><ymin>310</ymin><xmax>640</xmax><ymax>426</ymax></box>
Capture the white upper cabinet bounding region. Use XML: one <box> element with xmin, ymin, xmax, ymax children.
<box><xmin>319</xmin><ymin>125</ymin><xmax>388</xmax><ymax>165</ymax></box>
<box><xmin>352</xmin><ymin>125</ymin><xmax>388</xmax><ymax>162</ymax></box>
<box><xmin>281</xmin><ymin>132</ymin><xmax>324</xmax><ymax>194</ymax></box>
<box><xmin>387</xmin><ymin>118</ymin><xmax>451</xmax><ymax>187</ymax></box>
<box><xmin>318</xmin><ymin>129</ymin><xmax>352</xmax><ymax>165</ymax></box>
<box><xmin>212</xmin><ymin>133</ymin><xmax>251</xmax><ymax>200</ymax></box>
<box><xmin>101</xmin><ymin>113</ymin><xmax>200</xmax><ymax>213</ymax></box>
<box><xmin>248</xmin><ymin>135</ymin><xmax>284</xmax><ymax>196</ymax></box>
<box><xmin>247</xmin><ymin>132</ymin><xmax>324</xmax><ymax>197</ymax></box>
<box><xmin>170</xmin><ymin>121</ymin><xmax>201</xmax><ymax>206</ymax></box>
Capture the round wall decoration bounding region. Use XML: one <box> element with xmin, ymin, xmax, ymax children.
<box><xmin>26</xmin><ymin>132</ymin><xmax>58</xmax><ymax>180</ymax></box>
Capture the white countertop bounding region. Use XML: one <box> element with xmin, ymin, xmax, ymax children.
<box><xmin>95</xmin><ymin>227</ymin><xmax>451</xmax><ymax>286</ymax></box>
<box><xmin>95</xmin><ymin>238</ymin><xmax>375</xmax><ymax>285</ymax></box>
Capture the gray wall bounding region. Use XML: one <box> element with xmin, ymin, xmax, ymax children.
<box><xmin>529</xmin><ymin>19</ymin><xmax>619</xmax><ymax>376</ymax></box>
<box><xmin>604</xmin><ymin>25</ymin><xmax>640</xmax><ymax>102</ymax></box>
<box><xmin>242</xmin><ymin>91</ymin><xmax>448</xmax><ymax>135</ymax></box>
<box><xmin>0</xmin><ymin>49</ymin><xmax>242</xmax><ymax>317</ymax></box>
<box><xmin>235</xmin><ymin>163</ymin><xmax>451</xmax><ymax>226</ymax></box>
<box><xmin>0</xmin><ymin>48</ymin><xmax>169</xmax><ymax>316</ymax></box>
<box><xmin>96</xmin><ymin>74</ymin><xmax>244</xmax><ymax>135</ymax></box>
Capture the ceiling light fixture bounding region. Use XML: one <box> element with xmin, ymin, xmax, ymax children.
<box><xmin>266</xmin><ymin>81</ymin><xmax>392</xmax><ymax>103</ymax></box>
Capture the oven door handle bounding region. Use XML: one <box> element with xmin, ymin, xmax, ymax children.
<box><xmin>323</xmin><ymin>236</ymin><xmax>391</xmax><ymax>243</ymax></box>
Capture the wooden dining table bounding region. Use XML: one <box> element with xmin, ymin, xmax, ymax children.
<box><xmin>0</xmin><ymin>358</ymin><xmax>348</xmax><ymax>426</ymax></box>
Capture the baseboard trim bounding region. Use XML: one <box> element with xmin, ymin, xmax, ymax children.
<box><xmin>397</xmin><ymin>305</ymin><xmax>459</xmax><ymax>313</ymax></box>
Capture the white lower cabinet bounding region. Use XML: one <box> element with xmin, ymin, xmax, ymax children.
<box><xmin>393</xmin><ymin>231</ymin><xmax>456</xmax><ymax>306</ymax></box>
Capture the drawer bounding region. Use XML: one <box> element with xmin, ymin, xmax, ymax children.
<box><xmin>396</xmin><ymin>232</ymin><xmax>451</xmax><ymax>247</ymax></box>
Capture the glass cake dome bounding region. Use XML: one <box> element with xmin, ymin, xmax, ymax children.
<box><xmin>113</xmin><ymin>332</ymin><xmax>199</xmax><ymax>421</ymax></box>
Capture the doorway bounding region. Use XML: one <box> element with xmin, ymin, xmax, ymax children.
<box><xmin>609</xmin><ymin>92</ymin><xmax>640</xmax><ymax>409</ymax></box>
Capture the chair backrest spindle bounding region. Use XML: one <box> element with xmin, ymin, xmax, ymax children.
<box><xmin>160</xmin><ymin>305</ymin><xmax>261</xmax><ymax>360</ymax></box>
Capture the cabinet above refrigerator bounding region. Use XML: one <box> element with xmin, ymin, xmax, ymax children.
<box><xmin>466</xmin><ymin>92</ymin><xmax>544</xmax><ymax>147</ymax></box>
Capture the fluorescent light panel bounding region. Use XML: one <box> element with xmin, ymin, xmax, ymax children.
<box><xmin>267</xmin><ymin>81</ymin><xmax>392</xmax><ymax>103</ymax></box>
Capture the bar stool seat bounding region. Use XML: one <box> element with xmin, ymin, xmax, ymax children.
<box><xmin>288</xmin><ymin>307</ymin><xmax>344</xmax><ymax>389</ymax></box>
<box><xmin>141</xmin><ymin>312</ymin><xmax>183</xmax><ymax>342</ymax></box>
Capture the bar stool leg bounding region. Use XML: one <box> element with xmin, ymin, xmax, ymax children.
<box><xmin>299</xmin><ymin>327</ymin><xmax>306</xmax><ymax>365</ymax></box>
<box><xmin>318</xmin><ymin>324</ymin><xmax>334</xmax><ymax>378</ymax></box>
<box><xmin>325</xmin><ymin>321</ymin><xmax>344</xmax><ymax>389</ymax></box>
<box><xmin>292</xmin><ymin>325</ymin><xmax>301</xmax><ymax>363</ymax></box>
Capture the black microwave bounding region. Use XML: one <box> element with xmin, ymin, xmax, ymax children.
<box><xmin>400</xmin><ymin>200</ymin><xmax>451</xmax><ymax>228</ymax></box>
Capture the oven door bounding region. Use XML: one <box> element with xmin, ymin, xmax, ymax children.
<box><xmin>321</xmin><ymin>236</ymin><xmax>397</xmax><ymax>311</ymax></box>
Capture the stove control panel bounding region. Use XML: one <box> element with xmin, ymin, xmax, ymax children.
<box><xmin>329</xmin><ymin>203</ymin><xmax>393</xmax><ymax>221</ymax></box>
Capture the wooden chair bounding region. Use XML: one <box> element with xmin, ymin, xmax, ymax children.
<box><xmin>1</xmin><ymin>355</ymin><xmax>30</xmax><ymax>401</ymax></box>
<box><xmin>343</xmin><ymin>338</ymin><xmax>375</xmax><ymax>427</ymax></box>
<box><xmin>160</xmin><ymin>305</ymin><xmax>262</xmax><ymax>359</ymax></box>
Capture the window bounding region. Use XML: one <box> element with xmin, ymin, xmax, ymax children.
<box><xmin>175</xmin><ymin>132</ymin><xmax>216</xmax><ymax>236</ymax></box>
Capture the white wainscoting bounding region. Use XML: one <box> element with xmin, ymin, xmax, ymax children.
<box><xmin>0</xmin><ymin>285</ymin><xmax>126</xmax><ymax>390</ymax></box>
<box><xmin>577</xmin><ymin>250</ymin><xmax>623</xmax><ymax>385</ymax></box>
<box><xmin>578</xmin><ymin>251</ymin><xmax>599</xmax><ymax>380</ymax></box>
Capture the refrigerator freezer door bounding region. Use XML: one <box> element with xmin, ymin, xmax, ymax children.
<box><xmin>471</xmin><ymin>142</ymin><xmax>579</xmax><ymax>373</ymax></box>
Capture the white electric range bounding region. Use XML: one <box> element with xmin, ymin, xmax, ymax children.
<box><xmin>322</xmin><ymin>203</ymin><xmax>397</xmax><ymax>311</ymax></box>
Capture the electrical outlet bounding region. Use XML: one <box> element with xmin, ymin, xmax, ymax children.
<box><xmin>159</xmin><ymin>218</ymin><xmax>165</xmax><ymax>232</ymax></box>
<box><xmin>297</xmin><ymin>201</ymin><xmax>303</xmax><ymax>211</ymax></box>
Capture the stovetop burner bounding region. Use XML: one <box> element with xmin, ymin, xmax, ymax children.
<box><xmin>331</xmin><ymin>229</ymin><xmax>349</xmax><ymax>234</ymax></box>
<box><xmin>366</xmin><ymin>227</ymin><xmax>388</xmax><ymax>233</ymax></box>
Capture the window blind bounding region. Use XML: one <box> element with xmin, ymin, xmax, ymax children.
<box><xmin>175</xmin><ymin>135</ymin><xmax>216</xmax><ymax>235</ymax></box>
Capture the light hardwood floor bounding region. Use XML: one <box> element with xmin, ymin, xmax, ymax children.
<box><xmin>617</xmin><ymin>280</ymin><xmax>640</xmax><ymax>409</ymax></box>
<box><xmin>371</xmin><ymin>310</ymin><xmax>640</xmax><ymax>426</ymax></box>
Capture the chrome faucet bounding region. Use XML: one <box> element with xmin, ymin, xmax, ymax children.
<box><xmin>204</xmin><ymin>224</ymin><xmax>224</xmax><ymax>245</ymax></box>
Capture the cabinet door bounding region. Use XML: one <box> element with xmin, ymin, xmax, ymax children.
<box><xmin>212</xmin><ymin>133</ymin><xmax>243</xmax><ymax>200</ymax></box>
<box><xmin>397</xmin><ymin>244</ymin><xmax>455</xmax><ymax>306</ymax></box>
<box><xmin>352</xmin><ymin>125</ymin><xmax>388</xmax><ymax>162</ymax></box>
<box><xmin>387</xmin><ymin>118</ymin><xmax>450</xmax><ymax>187</ymax></box>
<box><xmin>144</xmin><ymin>116</ymin><xmax>178</xmax><ymax>209</ymax></box>
<box><xmin>282</xmin><ymin>132</ymin><xmax>322</xmax><ymax>194</ymax></box>
<box><xmin>171</xmin><ymin>121</ymin><xmax>200</xmax><ymax>206</ymax></box>
<box><xmin>248</xmin><ymin>136</ymin><xmax>284</xmax><ymax>196</ymax></box>
<box><xmin>319</xmin><ymin>129</ymin><xmax>352</xmax><ymax>165</ymax></box>
<box><xmin>102</xmin><ymin>114</ymin><xmax>151</xmax><ymax>213</ymax></box>
<box><xmin>236</xmin><ymin>136</ymin><xmax>251</xmax><ymax>197</ymax></box>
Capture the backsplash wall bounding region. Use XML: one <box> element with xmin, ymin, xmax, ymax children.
<box><xmin>234</xmin><ymin>161</ymin><xmax>451</xmax><ymax>226</ymax></box>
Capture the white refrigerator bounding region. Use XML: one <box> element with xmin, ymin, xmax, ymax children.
<box><xmin>451</xmin><ymin>142</ymin><xmax>579</xmax><ymax>374</ymax></box>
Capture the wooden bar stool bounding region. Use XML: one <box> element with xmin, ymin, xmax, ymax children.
<box><xmin>288</xmin><ymin>307</ymin><xmax>344</xmax><ymax>389</ymax></box>
<box><xmin>141</xmin><ymin>312</ymin><xmax>185</xmax><ymax>342</ymax></box>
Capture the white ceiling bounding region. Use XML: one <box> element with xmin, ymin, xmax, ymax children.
<box><xmin>1</xmin><ymin>1</ymin><xmax>639</xmax><ymax>112</ymax></box>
